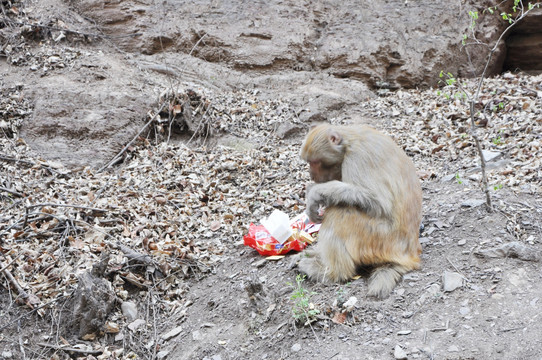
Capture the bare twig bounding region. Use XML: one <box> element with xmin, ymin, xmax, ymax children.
<box><xmin>0</xmin><ymin>260</ymin><xmax>40</xmax><ymax>309</ymax></box>
<box><xmin>97</xmin><ymin>101</ymin><xmax>167</xmax><ymax>173</ymax></box>
<box><xmin>23</xmin><ymin>203</ymin><xmax>107</xmax><ymax>228</ymax></box>
<box><xmin>37</xmin><ymin>343</ymin><xmax>103</xmax><ymax>356</ymax></box>
<box><xmin>0</xmin><ymin>154</ymin><xmax>34</xmax><ymax>166</ymax></box>
<box><xmin>0</xmin><ymin>254</ymin><xmax>21</xmax><ymax>273</ymax></box>
<box><xmin>0</xmin><ymin>186</ymin><xmax>23</xmax><ymax>197</ymax></box>
<box><xmin>112</xmin><ymin>243</ymin><xmax>155</xmax><ymax>266</ymax></box>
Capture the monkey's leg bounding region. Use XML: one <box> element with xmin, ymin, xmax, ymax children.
<box><xmin>367</xmin><ymin>263</ymin><xmax>410</xmax><ymax>299</ymax></box>
<box><xmin>298</xmin><ymin>225</ymin><xmax>357</xmax><ymax>283</ymax></box>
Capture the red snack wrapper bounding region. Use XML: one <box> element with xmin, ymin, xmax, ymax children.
<box><xmin>243</xmin><ymin>213</ymin><xmax>320</xmax><ymax>256</ymax></box>
<box><xmin>243</xmin><ymin>224</ymin><xmax>308</xmax><ymax>256</ymax></box>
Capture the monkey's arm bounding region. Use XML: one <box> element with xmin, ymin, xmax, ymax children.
<box><xmin>306</xmin><ymin>180</ymin><xmax>392</xmax><ymax>223</ymax></box>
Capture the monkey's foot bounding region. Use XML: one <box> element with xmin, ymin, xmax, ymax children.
<box><xmin>298</xmin><ymin>252</ymin><xmax>331</xmax><ymax>283</ymax></box>
<box><xmin>367</xmin><ymin>265</ymin><xmax>405</xmax><ymax>299</ymax></box>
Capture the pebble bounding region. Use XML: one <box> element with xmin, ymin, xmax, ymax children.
<box><xmin>394</xmin><ymin>345</ymin><xmax>408</xmax><ymax>359</ymax></box>
<box><xmin>343</xmin><ymin>296</ymin><xmax>358</xmax><ymax>311</ymax></box>
<box><xmin>121</xmin><ymin>301</ymin><xmax>138</xmax><ymax>321</ymax></box>
<box><xmin>192</xmin><ymin>330</ymin><xmax>203</xmax><ymax>341</ymax></box>
<box><xmin>291</xmin><ymin>343</ymin><xmax>301</xmax><ymax>352</ymax></box>
<box><xmin>461</xmin><ymin>199</ymin><xmax>486</xmax><ymax>208</ymax></box>
<box><xmin>161</xmin><ymin>325</ymin><xmax>183</xmax><ymax>340</ymax></box>
<box><xmin>481</xmin><ymin>150</ymin><xmax>502</xmax><ymax>162</ymax></box>
<box><xmin>459</xmin><ymin>307</ymin><xmax>470</xmax><ymax>316</ymax></box>
<box><xmin>127</xmin><ymin>319</ymin><xmax>146</xmax><ymax>332</ymax></box>
<box><xmin>442</xmin><ymin>271</ymin><xmax>464</xmax><ymax>292</ymax></box>
<box><xmin>157</xmin><ymin>351</ymin><xmax>170</xmax><ymax>359</ymax></box>
<box><xmin>448</xmin><ymin>345</ymin><xmax>460</xmax><ymax>352</ymax></box>
<box><xmin>427</xmin><ymin>283</ymin><xmax>441</xmax><ymax>296</ymax></box>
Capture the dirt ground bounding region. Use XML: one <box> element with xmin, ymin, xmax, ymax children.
<box><xmin>163</xmin><ymin>168</ymin><xmax>542</xmax><ymax>360</ymax></box>
<box><xmin>1</xmin><ymin>1</ymin><xmax>542</xmax><ymax>360</ymax></box>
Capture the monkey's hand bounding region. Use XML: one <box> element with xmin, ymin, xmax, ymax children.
<box><xmin>306</xmin><ymin>184</ymin><xmax>325</xmax><ymax>223</ymax></box>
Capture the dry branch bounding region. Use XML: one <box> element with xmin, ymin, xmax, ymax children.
<box><xmin>98</xmin><ymin>102</ymin><xmax>167</xmax><ymax>173</ymax></box>
<box><xmin>0</xmin><ymin>186</ymin><xmax>23</xmax><ymax>197</ymax></box>
<box><xmin>37</xmin><ymin>343</ymin><xmax>103</xmax><ymax>356</ymax></box>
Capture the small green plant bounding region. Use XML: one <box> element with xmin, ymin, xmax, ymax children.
<box><xmin>492</xmin><ymin>136</ymin><xmax>503</xmax><ymax>145</ymax></box>
<box><xmin>455</xmin><ymin>173</ymin><xmax>463</xmax><ymax>185</ymax></box>
<box><xmin>335</xmin><ymin>282</ymin><xmax>351</xmax><ymax>306</ymax></box>
<box><xmin>493</xmin><ymin>183</ymin><xmax>503</xmax><ymax>191</ymax></box>
<box><xmin>288</xmin><ymin>275</ymin><xmax>320</xmax><ymax>325</ymax></box>
<box><xmin>491</xmin><ymin>102</ymin><xmax>505</xmax><ymax>112</ymax></box>
<box><xmin>492</xmin><ymin>129</ymin><xmax>505</xmax><ymax>145</ymax></box>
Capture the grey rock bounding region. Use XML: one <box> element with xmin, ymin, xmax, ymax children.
<box><xmin>461</xmin><ymin>199</ymin><xmax>486</xmax><ymax>208</ymax></box>
<box><xmin>482</xmin><ymin>150</ymin><xmax>503</xmax><ymax>162</ymax></box>
<box><xmin>442</xmin><ymin>271</ymin><xmax>464</xmax><ymax>292</ymax></box>
<box><xmin>161</xmin><ymin>325</ymin><xmax>184</xmax><ymax>341</ymax></box>
<box><xmin>475</xmin><ymin>242</ymin><xmax>541</xmax><ymax>261</ymax></box>
<box><xmin>127</xmin><ymin>319</ymin><xmax>146</xmax><ymax>332</ymax></box>
<box><xmin>121</xmin><ymin>301</ymin><xmax>138</xmax><ymax>322</ymax></box>
<box><xmin>394</xmin><ymin>345</ymin><xmax>408</xmax><ymax>360</ymax></box>
<box><xmin>192</xmin><ymin>330</ymin><xmax>203</xmax><ymax>341</ymax></box>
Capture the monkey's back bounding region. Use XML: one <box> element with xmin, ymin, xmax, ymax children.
<box><xmin>327</xmin><ymin>125</ymin><xmax>422</xmax><ymax>268</ymax></box>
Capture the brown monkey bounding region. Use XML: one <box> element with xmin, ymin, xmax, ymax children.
<box><xmin>298</xmin><ymin>123</ymin><xmax>422</xmax><ymax>299</ymax></box>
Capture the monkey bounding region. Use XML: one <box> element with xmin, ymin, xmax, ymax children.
<box><xmin>297</xmin><ymin>123</ymin><xmax>422</xmax><ymax>299</ymax></box>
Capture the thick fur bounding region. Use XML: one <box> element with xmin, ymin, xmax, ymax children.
<box><xmin>298</xmin><ymin>124</ymin><xmax>422</xmax><ymax>299</ymax></box>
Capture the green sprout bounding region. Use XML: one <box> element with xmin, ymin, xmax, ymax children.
<box><xmin>288</xmin><ymin>275</ymin><xmax>320</xmax><ymax>325</ymax></box>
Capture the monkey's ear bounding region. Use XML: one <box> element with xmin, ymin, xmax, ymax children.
<box><xmin>328</xmin><ymin>129</ymin><xmax>343</xmax><ymax>146</ymax></box>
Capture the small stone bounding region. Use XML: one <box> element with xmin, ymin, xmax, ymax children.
<box><xmin>192</xmin><ymin>330</ymin><xmax>203</xmax><ymax>341</ymax></box>
<box><xmin>427</xmin><ymin>283</ymin><xmax>441</xmax><ymax>296</ymax></box>
<box><xmin>440</xmin><ymin>174</ymin><xmax>457</xmax><ymax>182</ymax></box>
<box><xmin>127</xmin><ymin>319</ymin><xmax>146</xmax><ymax>332</ymax></box>
<box><xmin>394</xmin><ymin>345</ymin><xmax>408</xmax><ymax>359</ymax></box>
<box><xmin>442</xmin><ymin>271</ymin><xmax>464</xmax><ymax>292</ymax></box>
<box><xmin>461</xmin><ymin>199</ymin><xmax>486</xmax><ymax>208</ymax></box>
<box><xmin>121</xmin><ymin>301</ymin><xmax>138</xmax><ymax>321</ymax></box>
<box><xmin>291</xmin><ymin>343</ymin><xmax>302</xmax><ymax>352</ymax></box>
<box><xmin>162</xmin><ymin>325</ymin><xmax>183</xmax><ymax>340</ymax></box>
<box><xmin>157</xmin><ymin>351</ymin><xmax>170</xmax><ymax>359</ymax></box>
<box><xmin>459</xmin><ymin>307</ymin><xmax>470</xmax><ymax>316</ymax></box>
<box><xmin>448</xmin><ymin>345</ymin><xmax>460</xmax><ymax>352</ymax></box>
<box><xmin>457</xmin><ymin>239</ymin><xmax>466</xmax><ymax>246</ymax></box>
<box><xmin>342</xmin><ymin>296</ymin><xmax>358</xmax><ymax>312</ymax></box>
<box><xmin>397</xmin><ymin>330</ymin><xmax>412</xmax><ymax>335</ymax></box>
<box><xmin>481</xmin><ymin>150</ymin><xmax>502</xmax><ymax>162</ymax></box>
<box><xmin>2</xmin><ymin>351</ymin><xmax>13</xmax><ymax>359</ymax></box>
<box><xmin>253</xmin><ymin>258</ymin><xmax>267</xmax><ymax>268</ymax></box>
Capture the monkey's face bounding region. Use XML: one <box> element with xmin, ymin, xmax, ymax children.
<box><xmin>308</xmin><ymin>160</ymin><xmax>342</xmax><ymax>183</ymax></box>
<box><xmin>301</xmin><ymin>124</ymin><xmax>345</xmax><ymax>183</ymax></box>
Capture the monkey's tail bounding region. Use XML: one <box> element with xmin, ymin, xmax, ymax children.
<box><xmin>367</xmin><ymin>264</ymin><xmax>409</xmax><ymax>299</ymax></box>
